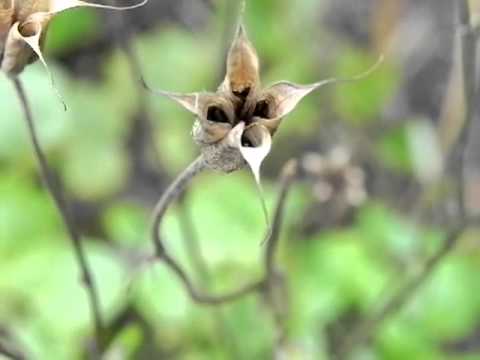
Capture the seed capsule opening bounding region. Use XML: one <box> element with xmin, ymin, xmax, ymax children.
<box><xmin>207</xmin><ymin>106</ymin><xmax>230</xmax><ymax>123</ymax></box>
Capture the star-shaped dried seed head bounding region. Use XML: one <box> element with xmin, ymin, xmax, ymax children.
<box><xmin>0</xmin><ymin>0</ymin><xmax>147</xmax><ymax>76</ymax></box>
<box><xmin>143</xmin><ymin>14</ymin><xmax>382</xmax><ymax>193</ymax></box>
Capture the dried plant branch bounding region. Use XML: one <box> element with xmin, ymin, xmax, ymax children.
<box><xmin>150</xmin><ymin>156</ymin><xmax>206</xmax><ymax>256</ymax></box>
<box><xmin>336</xmin><ymin>222</ymin><xmax>469</xmax><ymax>359</ymax></box>
<box><xmin>264</xmin><ymin>160</ymin><xmax>298</xmax><ymax>278</ymax></box>
<box><xmin>336</xmin><ymin>1</ymin><xmax>478</xmax><ymax>357</ymax></box>
<box><xmin>263</xmin><ymin>160</ymin><xmax>298</xmax><ymax>351</ymax></box>
<box><xmin>149</xmin><ymin>156</ymin><xmax>298</xmax><ymax>307</ymax></box>
<box><xmin>0</xmin><ymin>342</ymin><xmax>25</xmax><ymax>360</ymax></box>
<box><xmin>149</xmin><ymin>155</ymin><xmax>264</xmax><ymax>304</ymax></box>
<box><xmin>452</xmin><ymin>0</ymin><xmax>478</xmax><ymax>216</ymax></box>
<box><xmin>162</xmin><ymin>253</ymin><xmax>265</xmax><ymax>304</ymax></box>
<box><xmin>12</xmin><ymin>78</ymin><xmax>104</xmax><ymax>354</ymax></box>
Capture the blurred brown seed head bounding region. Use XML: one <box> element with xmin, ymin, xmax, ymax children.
<box><xmin>0</xmin><ymin>0</ymin><xmax>147</xmax><ymax>76</ymax></box>
<box><xmin>302</xmin><ymin>147</ymin><xmax>367</xmax><ymax>207</ymax></box>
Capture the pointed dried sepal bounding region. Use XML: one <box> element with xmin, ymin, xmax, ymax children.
<box><xmin>262</xmin><ymin>55</ymin><xmax>384</xmax><ymax>119</ymax></box>
<box><xmin>141</xmin><ymin>78</ymin><xmax>200</xmax><ymax>114</ymax></box>
<box><xmin>140</xmin><ymin>78</ymin><xmax>206</xmax><ymax>115</ymax></box>
<box><xmin>1</xmin><ymin>13</ymin><xmax>51</xmax><ymax>75</ymax></box>
<box><xmin>224</xmin><ymin>23</ymin><xmax>260</xmax><ymax>98</ymax></box>
<box><xmin>238</xmin><ymin>124</ymin><xmax>272</xmax><ymax>183</ymax></box>
<box><xmin>238</xmin><ymin>124</ymin><xmax>272</xmax><ymax>225</ymax></box>
<box><xmin>143</xmin><ymin>78</ymin><xmax>240</xmax><ymax>145</ymax></box>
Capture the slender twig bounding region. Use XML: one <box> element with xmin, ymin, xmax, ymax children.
<box><xmin>149</xmin><ymin>156</ymin><xmax>298</xmax><ymax>306</ymax></box>
<box><xmin>163</xmin><ymin>253</ymin><xmax>265</xmax><ymax>304</ymax></box>
<box><xmin>265</xmin><ymin>160</ymin><xmax>298</xmax><ymax>278</ymax></box>
<box><xmin>453</xmin><ymin>0</ymin><xmax>477</xmax><ymax>217</ymax></box>
<box><xmin>336</xmin><ymin>1</ymin><xmax>478</xmax><ymax>357</ymax></box>
<box><xmin>263</xmin><ymin>160</ymin><xmax>298</xmax><ymax>352</ymax></box>
<box><xmin>336</xmin><ymin>223</ymin><xmax>468</xmax><ymax>359</ymax></box>
<box><xmin>12</xmin><ymin>78</ymin><xmax>104</xmax><ymax>353</ymax></box>
<box><xmin>149</xmin><ymin>155</ymin><xmax>265</xmax><ymax>304</ymax></box>
<box><xmin>151</xmin><ymin>155</ymin><xmax>206</xmax><ymax>255</ymax></box>
<box><xmin>0</xmin><ymin>341</ymin><xmax>25</xmax><ymax>360</ymax></box>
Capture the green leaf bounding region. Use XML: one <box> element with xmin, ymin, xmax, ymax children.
<box><xmin>377</xmin><ymin>125</ymin><xmax>413</xmax><ymax>173</ymax></box>
<box><xmin>103</xmin><ymin>202</ymin><xmax>149</xmax><ymax>246</ymax></box>
<box><xmin>0</xmin><ymin>241</ymin><xmax>126</xmax><ymax>359</ymax></box>
<box><xmin>411</xmin><ymin>257</ymin><xmax>480</xmax><ymax>341</ymax></box>
<box><xmin>46</xmin><ymin>8</ymin><xmax>100</xmax><ymax>56</ymax></box>
<box><xmin>0</xmin><ymin>175</ymin><xmax>59</xmax><ymax>260</ymax></box>
<box><xmin>377</xmin><ymin>319</ymin><xmax>439</xmax><ymax>360</ymax></box>
<box><xmin>62</xmin><ymin>142</ymin><xmax>129</xmax><ymax>200</ymax></box>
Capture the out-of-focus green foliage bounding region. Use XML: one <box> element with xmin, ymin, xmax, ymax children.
<box><xmin>1</xmin><ymin>0</ymin><xmax>479</xmax><ymax>359</ymax></box>
<box><xmin>46</xmin><ymin>9</ymin><xmax>101</xmax><ymax>55</ymax></box>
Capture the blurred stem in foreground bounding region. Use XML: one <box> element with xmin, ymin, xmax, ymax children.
<box><xmin>336</xmin><ymin>0</ymin><xmax>478</xmax><ymax>358</ymax></box>
<box><xmin>454</xmin><ymin>0</ymin><xmax>477</xmax><ymax>217</ymax></box>
<box><xmin>0</xmin><ymin>339</ymin><xmax>25</xmax><ymax>360</ymax></box>
<box><xmin>12</xmin><ymin>78</ymin><xmax>104</xmax><ymax>358</ymax></box>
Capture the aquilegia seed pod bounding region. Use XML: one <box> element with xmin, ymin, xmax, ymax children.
<box><xmin>143</xmin><ymin>13</ymin><xmax>382</xmax><ymax>192</ymax></box>
<box><xmin>0</xmin><ymin>0</ymin><xmax>147</xmax><ymax>76</ymax></box>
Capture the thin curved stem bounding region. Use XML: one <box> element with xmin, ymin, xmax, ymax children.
<box><xmin>150</xmin><ymin>155</ymin><xmax>264</xmax><ymax>304</ymax></box>
<box><xmin>263</xmin><ymin>159</ymin><xmax>297</xmax><ymax>350</ymax></box>
<box><xmin>163</xmin><ymin>253</ymin><xmax>265</xmax><ymax>305</ymax></box>
<box><xmin>454</xmin><ymin>0</ymin><xmax>477</xmax><ymax>217</ymax></box>
<box><xmin>151</xmin><ymin>155</ymin><xmax>207</xmax><ymax>256</ymax></box>
<box><xmin>0</xmin><ymin>342</ymin><xmax>25</xmax><ymax>360</ymax></box>
<box><xmin>336</xmin><ymin>223</ymin><xmax>468</xmax><ymax>359</ymax></box>
<box><xmin>12</xmin><ymin>78</ymin><xmax>104</xmax><ymax>353</ymax></box>
<box><xmin>150</xmin><ymin>156</ymin><xmax>298</xmax><ymax>306</ymax></box>
<box><xmin>264</xmin><ymin>160</ymin><xmax>297</xmax><ymax>278</ymax></box>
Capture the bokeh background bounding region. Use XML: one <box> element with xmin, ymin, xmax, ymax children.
<box><xmin>1</xmin><ymin>0</ymin><xmax>480</xmax><ymax>359</ymax></box>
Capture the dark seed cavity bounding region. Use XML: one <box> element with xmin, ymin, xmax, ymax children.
<box><xmin>241</xmin><ymin>134</ymin><xmax>254</xmax><ymax>147</ymax></box>
<box><xmin>207</xmin><ymin>106</ymin><xmax>229</xmax><ymax>123</ymax></box>
<box><xmin>253</xmin><ymin>100</ymin><xmax>270</xmax><ymax>118</ymax></box>
<box><xmin>233</xmin><ymin>87</ymin><xmax>250</xmax><ymax>100</ymax></box>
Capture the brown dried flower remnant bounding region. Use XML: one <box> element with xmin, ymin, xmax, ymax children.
<box><xmin>300</xmin><ymin>147</ymin><xmax>368</xmax><ymax>233</ymax></box>
<box><xmin>302</xmin><ymin>147</ymin><xmax>367</xmax><ymax>206</ymax></box>
<box><xmin>0</xmin><ymin>0</ymin><xmax>147</xmax><ymax>76</ymax></box>
<box><xmin>143</xmin><ymin>15</ymin><xmax>382</xmax><ymax>192</ymax></box>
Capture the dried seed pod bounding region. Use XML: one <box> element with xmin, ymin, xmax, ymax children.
<box><xmin>0</xmin><ymin>0</ymin><xmax>148</xmax><ymax>80</ymax></box>
<box><xmin>143</xmin><ymin>5</ymin><xmax>382</xmax><ymax>195</ymax></box>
